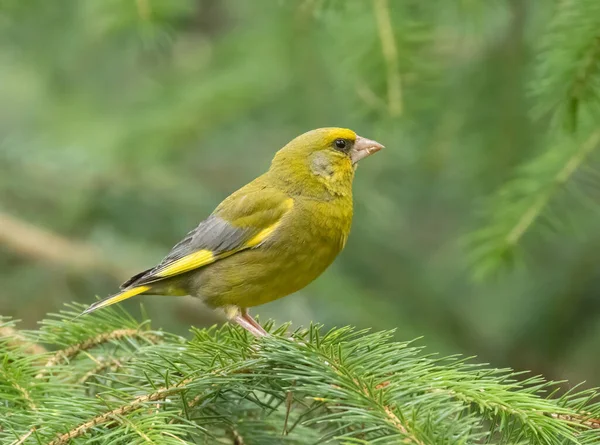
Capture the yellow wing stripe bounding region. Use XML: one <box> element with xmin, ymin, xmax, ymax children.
<box><xmin>155</xmin><ymin>249</ymin><xmax>215</xmax><ymax>278</ymax></box>
<box><xmin>83</xmin><ymin>285</ymin><xmax>150</xmax><ymax>315</ymax></box>
<box><xmin>245</xmin><ymin>222</ymin><xmax>282</xmax><ymax>248</ymax></box>
<box><xmin>244</xmin><ymin>198</ymin><xmax>293</xmax><ymax>248</ymax></box>
<box><xmin>154</xmin><ymin>198</ymin><xmax>294</xmax><ymax>279</ymax></box>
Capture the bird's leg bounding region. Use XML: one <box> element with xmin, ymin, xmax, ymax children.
<box><xmin>223</xmin><ymin>305</ymin><xmax>268</xmax><ymax>337</ymax></box>
<box><xmin>223</xmin><ymin>306</ymin><xmax>267</xmax><ymax>337</ymax></box>
<box><xmin>231</xmin><ymin>314</ymin><xmax>266</xmax><ymax>337</ymax></box>
<box><xmin>241</xmin><ymin>308</ymin><xmax>268</xmax><ymax>336</ymax></box>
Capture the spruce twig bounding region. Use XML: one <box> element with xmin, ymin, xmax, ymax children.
<box><xmin>0</xmin><ymin>326</ymin><xmax>46</xmax><ymax>355</ymax></box>
<box><xmin>505</xmin><ymin>129</ymin><xmax>600</xmax><ymax>247</ymax></box>
<box><xmin>45</xmin><ymin>378</ymin><xmax>193</xmax><ymax>445</ymax></box>
<box><xmin>9</xmin><ymin>428</ymin><xmax>35</xmax><ymax>445</ymax></box>
<box><xmin>549</xmin><ymin>413</ymin><xmax>600</xmax><ymax>430</ymax></box>
<box><xmin>35</xmin><ymin>329</ymin><xmax>160</xmax><ymax>379</ymax></box>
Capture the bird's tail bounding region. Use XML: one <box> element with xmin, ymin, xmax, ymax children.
<box><xmin>81</xmin><ymin>285</ymin><xmax>150</xmax><ymax>316</ymax></box>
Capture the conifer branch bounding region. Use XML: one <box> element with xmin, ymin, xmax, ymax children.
<box><xmin>3</xmin><ymin>309</ymin><xmax>600</xmax><ymax>445</ymax></box>
<box><xmin>328</xmin><ymin>358</ymin><xmax>426</xmax><ymax>444</ymax></box>
<box><xmin>567</xmin><ymin>35</ymin><xmax>600</xmax><ymax>130</ymax></box>
<box><xmin>550</xmin><ymin>413</ymin><xmax>600</xmax><ymax>430</ymax></box>
<box><xmin>532</xmin><ymin>0</ymin><xmax>600</xmax><ymax>128</ymax></box>
<box><xmin>0</xmin><ymin>326</ymin><xmax>46</xmax><ymax>355</ymax></box>
<box><xmin>505</xmin><ymin>129</ymin><xmax>600</xmax><ymax>246</ymax></box>
<box><xmin>0</xmin><ymin>368</ymin><xmax>37</xmax><ymax>410</ymax></box>
<box><xmin>467</xmin><ymin>0</ymin><xmax>600</xmax><ymax>278</ymax></box>
<box><xmin>467</xmin><ymin>127</ymin><xmax>600</xmax><ymax>278</ymax></box>
<box><xmin>45</xmin><ymin>378</ymin><xmax>192</xmax><ymax>445</ymax></box>
<box><xmin>9</xmin><ymin>428</ymin><xmax>35</xmax><ymax>445</ymax></box>
<box><xmin>36</xmin><ymin>329</ymin><xmax>160</xmax><ymax>379</ymax></box>
<box><xmin>77</xmin><ymin>357</ymin><xmax>129</xmax><ymax>384</ymax></box>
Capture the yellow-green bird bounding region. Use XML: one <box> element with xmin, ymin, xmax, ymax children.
<box><xmin>83</xmin><ymin>128</ymin><xmax>383</xmax><ymax>336</ymax></box>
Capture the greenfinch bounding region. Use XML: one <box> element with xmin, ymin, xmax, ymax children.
<box><xmin>83</xmin><ymin>128</ymin><xmax>383</xmax><ymax>336</ymax></box>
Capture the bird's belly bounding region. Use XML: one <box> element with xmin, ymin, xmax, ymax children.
<box><xmin>190</xmin><ymin>230</ymin><xmax>345</xmax><ymax>308</ymax></box>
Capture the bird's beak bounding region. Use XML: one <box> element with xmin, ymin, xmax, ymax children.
<box><xmin>351</xmin><ymin>135</ymin><xmax>384</xmax><ymax>164</ymax></box>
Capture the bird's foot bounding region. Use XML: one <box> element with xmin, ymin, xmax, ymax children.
<box><xmin>229</xmin><ymin>308</ymin><xmax>268</xmax><ymax>337</ymax></box>
<box><xmin>232</xmin><ymin>315</ymin><xmax>267</xmax><ymax>337</ymax></box>
<box><xmin>241</xmin><ymin>308</ymin><xmax>268</xmax><ymax>336</ymax></box>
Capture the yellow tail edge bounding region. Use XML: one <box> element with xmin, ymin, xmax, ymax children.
<box><xmin>81</xmin><ymin>285</ymin><xmax>150</xmax><ymax>316</ymax></box>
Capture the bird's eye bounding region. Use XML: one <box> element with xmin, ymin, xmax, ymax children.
<box><xmin>334</xmin><ymin>139</ymin><xmax>347</xmax><ymax>150</ymax></box>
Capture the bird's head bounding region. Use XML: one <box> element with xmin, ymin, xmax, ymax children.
<box><xmin>268</xmin><ymin>128</ymin><xmax>384</xmax><ymax>197</ymax></box>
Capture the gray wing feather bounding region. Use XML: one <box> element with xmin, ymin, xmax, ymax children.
<box><xmin>161</xmin><ymin>215</ymin><xmax>251</xmax><ymax>263</ymax></box>
<box><xmin>120</xmin><ymin>215</ymin><xmax>251</xmax><ymax>288</ymax></box>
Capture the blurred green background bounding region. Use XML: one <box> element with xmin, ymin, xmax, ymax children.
<box><xmin>1</xmin><ymin>0</ymin><xmax>599</xmax><ymax>386</ymax></box>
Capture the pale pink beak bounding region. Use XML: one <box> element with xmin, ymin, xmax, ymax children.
<box><xmin>351</xmin><ymin>135</ymin><xmax>384</xmax><ymax>164</ymax></box>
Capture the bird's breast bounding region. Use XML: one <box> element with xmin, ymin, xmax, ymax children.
<box><xmin>280</xmin><ymin>196</ymin><xmax>352</xmax><ymax>252</ymax></box>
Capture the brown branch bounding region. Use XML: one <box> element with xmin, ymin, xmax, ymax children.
<box><xmin>10</xmin><ymin>380</ymin><xmax>36</xmax><ymax>410</ymax></box>
<box><xmin>77</xmin><ymin>357</ymin><xmax>129</xmax><ymax>384</ymax></box>
<box><xmin>0</xmin><ymin>326</ymin><xmax>47</xmax><ymax>355</ymax></box>
<box><xmin>0</xmin><ymin>368</ymin><xmax>37</xmax><ymax>410</ymax></box>
<box><xmin>373</xmin><ymin>392</ymin><xmax>425</xmax><ymax>444</ymax></box>
<box><xmin>45</xmin><ymin>377</ymin><xmax>193</xmax><ymax>445</ymax></box>
<box><xmin>0</xmin><ymin>213</ymin><xmax>221</xmax><ymax>328</ymax></box>
<box><xmin>178</xmin><ymin>393</ymin><xmax>245</xmax><ymax>444</ymax></box>
<box><xmin>230</xmin><ymin>428</ymin><xmax>245</xmax><ymax>445</ymax></box>
<box><xmin>43</xmin><ymin>348</ymin><xmax>254</xmax><ymax>445</ymax></box>
<box><xmin>113</xmin><ymin>414</ymin><xmax>155</xmax><ymax>443</ymax></box>
<box><xmin>550</xmin><ymin>412</ymin><xmax>600</xmax><ymax>430</ymax></box>
<box><xmin>325</xmin><ymin>358</ymin><xmax>426</xmax><ymax>445</ymax></box>
<box><xmin>36</xmin><ymin>329</ymin><xmax>160</xmax><ymax>379</ymax></box>
<box><xmin>0</xmin><ymin>212</ymin><xmax>132</xmax><ymax>281</ymax></box>
<box><xmin>9</xmin><ymin>427</ymin><xmax>35</xmax><ymax>445</ymax></box>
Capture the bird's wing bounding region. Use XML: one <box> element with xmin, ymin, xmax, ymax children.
<box><xmin>124</xmin><ymin>187</ymin><xmax>294</xmax><ymax>287</ymax></box>
<box><xmin>81</xmin><ymin>187</ymin><xmax>293</xmax><ymax>315</ymax></box>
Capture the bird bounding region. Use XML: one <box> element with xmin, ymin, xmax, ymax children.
<box><xmin>82</xmin><ymin>128</ymin><xmax>384</xmax><ymax>336</ymax></box>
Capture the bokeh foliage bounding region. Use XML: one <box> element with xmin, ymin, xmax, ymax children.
<box><xmin>1</xmin><ymin>0</ymin><xmax>600</xmax><ymax>388</ymax></box>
